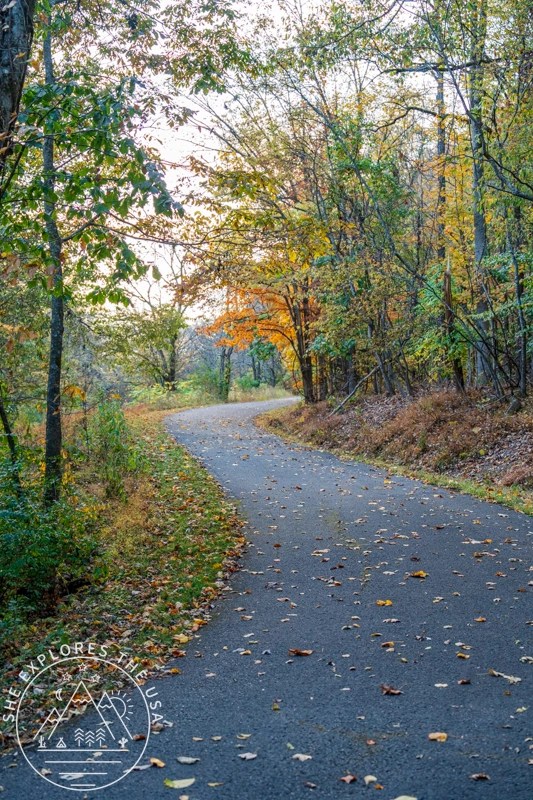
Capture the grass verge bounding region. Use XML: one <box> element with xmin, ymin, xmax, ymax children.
<box><xmin>256</xmin><ymin>403</ymin><xmax>533</xmax><ymax>516</ymax></box>
<box><xmin>0</xmin><ymin>407</ymin><xmax>244</xmax><ymax>746</ymax></box>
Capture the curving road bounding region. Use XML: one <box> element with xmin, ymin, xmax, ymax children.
<box><xmin>2</xmin><ymin>398</ymin><xmax>532</xmax><ymax>799</ymax></box>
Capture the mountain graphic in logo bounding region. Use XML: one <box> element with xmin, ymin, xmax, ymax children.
<box><xmin>97</xmin><ymin>692</ymin><xmax>133</xmax><ymax>740</ymax></box>
<box><xmin>33</xmin><ymin>681</ymin><xmax>131</xmax><ymax>743</ymax></box>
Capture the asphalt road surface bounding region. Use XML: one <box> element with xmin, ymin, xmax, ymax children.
<box><xmin>1</xmin><ymin>398</ymin><xmax>532</xmax><ymax>799</ymax></box>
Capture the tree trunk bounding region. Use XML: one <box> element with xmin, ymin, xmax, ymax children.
<box><xmin>0</xmin><ymin>0</ymin><xmax>37</xmax><ymax>165</ymax></box>
<box><xmin>436</xmin><ymin>70</ymin><xmax>446</xmax><ymax>265</ymax></box>
<box><xmin>43</xmin><ymin>28</ymin><xmax>64</xmax><ymax>506</ymax></box>
<box><xmin>251</xmin><ymin>354</ymin><xmax>261</xmax><ymax>383</ymax></box>
<box><xmin>316</xmin><ymin>354</ymin><xmax>327</xmax><ymax>401</ymax></box>
<box><xmin>218</xmin><ymin>345</ymin><xmax>233</xmax><ymax>402</ymax></box>
<box><xmin>469</xmin><ymin>0</ymin><xmax>491</xmax><ymax>386</ymax></box>
<box><xmin>436</xmin><ymin>79</ymin><xmax>465</xmax><ymax>396</ymax></box>
<box><xmin>508</xmin><ymin>208</ymin><xmax>527</xmax><ymax>397</ymax></box>
<box><xmin>167</xmin><ymin>334</ymin><xmax>178</xmax><ymax>390</ymax></box>
<box><xmin>346</xmin><ymin>351</ymin><xmax>356</xmax><ymax>394</ymax></box>
<box><xmin>0</xmin><ymin>389</ymin><xmax>22</xmax><ymax>496</ymax></box>
<box><xmin>300</xmin><ymin>355</ymin><xmax>315</xmax><ymax>403</ymax></box>
<box><xmin>444</xmin><ymin>266</ymin><xmax>466</xmax><ymax>393</ymax></box>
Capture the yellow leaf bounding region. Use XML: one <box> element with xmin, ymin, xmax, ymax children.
<box><xmin>150</xmin><ymin>757</ymin><xmax>165</xmax><ymax>767</ymax></box>
<box><xmin>428</xmin><ymin>732</ymin><xmax>448</xmax><ymax>742</ymax></box>
<box><xmin>62</xmin><ymin>384</ymin><xmax>86</xmax><ymax>401</ymax></box>
<box><xmin>376</xmin><ymin>599</ymin><xmax>393</xmax><ymax>606</ymax></box>
<box><xmin>410</xmin><ymin>570</ymin><xmax>428</xmax><ymax>579</ymax></box>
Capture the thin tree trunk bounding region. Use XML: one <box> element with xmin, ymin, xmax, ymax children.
<box><xmin>328</xmin><ymin>366</ymin><xmax>379</xmax><ymax>416</ymax></box>
<box><xmin>168</xmin><ymin>334</ymin><xmax>178</xmax><ymax>390</ymax></box>
<box><xmin>507</xmin><ymin>210</ymin><xmax>527</xmax><ymax>397</ymax></box>
<box><xmin>43</xmin><ymin>28</ymin><xmax>64</xmax><ymax>506</ymax></box>
<box><xmin>436</xmin><ymin>72</ymin><xmax>465</xmax><ymax>395</ymax></box>
<box><xmin>469</xmin><ymin>0</ymin><xmax>491</xmax><ymax>387</ymax></box>
<box><xmin>436</xmin><ymin>70</ymin><xmax>446</xmax><ymax>265</ymax></box>
<box><xmin>0</xmin><ymin>390</ymin><xmax>22</xmax><ymax>496</ymax></box>
<box><xmin>444</xmin><ymin>265</ymin><xmax>466</xmax><ymax>393</ymax></box>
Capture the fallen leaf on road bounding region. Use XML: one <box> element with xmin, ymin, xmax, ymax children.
<box><xmin>292</xmin><ymin>753</ymin><xmax>312</xmax><ymax>761</ymax></box>
<box><xmin>380</xmin><ymin>684</ymin><xmax>403</xmax><ymax>695</ymax></box>
<box><xmin>339</xmin><ymin>774</ymin><xmax>357</xmax><ymax>783</ymax></box>
<box><xmin>163</xmin><ymin>778</ymin><xmax>196</xmax><ymax>789</ymax></box>
<box><xmin>488</xmin><ymin>668</ymin><xmax>521</xmax><ymax>684</ymax></box>
<box><xmin>237</xmin><ymin>734</ymin><xmax>251</xmax><ymax>740</ymax></box>
<box><xmin>288</xmin><ymin>648</ymin><xmax>313</xmax><ymax>656</ymax></box>
<box><xmin>474</xmin><ymin>617</ymin><xmax>486</xmax><ymax>623</ymax></box>
<box><xmin>150</xmin><ymin>757</ymin><xmax>165</xmax><ymax>768</ymax></box>
<box><xmin>376</xmin><ymin>600</ymin><xmax>393</xmax><ymax>606</ymax></box>
<box><xmin>364</xmin><ymin>775</ymin><xmax>377</xmax><ymax>785</ymax></box>
<box><xmin>428</xmin><ymin>732</ymin><xmax>448</xmax><ymax>742</ymax></box>
<box><xmin>470</xmin><ymin>773</ymin><xmax>490</xmax><ymax>781</ymax></box>
<box><xmin>457</xmin><ymin>678</ymin><xmax>471</xmax><ymax>685</ymax></box>
<box><xmin>456</xmin><ymin>653</ymin><xmax>470</xmax><ymax>659</ymax></box>
<box><xmin>410</xmin><ymin>571</ymin><xmax>428</xmax><ymax>579</ymax></box>
<box><xmin>392</xmin><ymin>796</ymin><xmax>417</xmax><ymax>800</ymax></box>
<box><xmin>239</xmin><ymin>752</ymin><xmax>257</xmax><ymax>760</ymax></box>
<box><xmin>176</xmin><ymin>757</ymin><xmax>200</xmax><ymax>765</ymax></box>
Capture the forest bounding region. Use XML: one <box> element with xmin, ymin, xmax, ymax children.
<box><xmin>0</xmin><ymin>0</ymin><xmax>531</xmax><ymax>746</ymax></box>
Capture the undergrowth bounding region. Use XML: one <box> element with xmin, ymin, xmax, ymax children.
<box><xmin>258</xmin><ymin>391</ymin><xmax>533</xmax><ymax>515</ymax></box>
<box><xmin>0</xmin><ymin>406</ymin><xmax>244</xmax><ymax>746</ymax></box>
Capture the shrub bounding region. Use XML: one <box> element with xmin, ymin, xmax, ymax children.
<box><xmin>0</xmin><ymin>478</ymin><xmax>98</xmax><ymax>642</ymax></box>
<box><xmin>88</xmin><ymin>398</ymin><xmax>141</xmax><ymax>496</ymax></box>
<box><xmin>236</xmin><ymin>373</ymin><xmax>260</xmax><ymax>391</ymax></box>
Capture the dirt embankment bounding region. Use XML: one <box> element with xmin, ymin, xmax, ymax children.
<box><xmin>261</xmin><ymin>391</ymin><xmax>533</xmax><ymax>502</ymax></box>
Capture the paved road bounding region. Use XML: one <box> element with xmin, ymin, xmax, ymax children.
<box><xmin>2</xmin><ymin>399</ymin><xmax>532</xmax><ymax>799</ymax></box>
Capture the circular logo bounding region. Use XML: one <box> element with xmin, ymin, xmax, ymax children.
<box><xmin>15</xmin><ymin>655</ymin><xmax>151</xmax><ymax>792</ymax></box>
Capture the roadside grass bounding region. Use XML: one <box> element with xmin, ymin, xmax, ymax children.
<box><xmin>257</xmin><ymin>403</ymin><xmax>533</xmax><ymax>516</ymax></box>
<box><xmin>0</xmin><ymin>407</ymin><xmax>244</xmax><ymax>746</ymax></box>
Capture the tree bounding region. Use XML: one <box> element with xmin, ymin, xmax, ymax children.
<box><xmin>101</xmin><ymin>304</ymin><xmax>188</xmax><ymax>391</ymax></box>
<box><xmin>184</xmin><ymin>0</ymin><xmax>531</xmax><ymax>402</ymax></box>
<box><xmin>1</xmin><ymin>5</ymin><xmax>181</xmax><ymax>502</ymax></box>
<box><xmin>0</xmin><ymin>0</ymin><xmax>37</xmax><ymax>165</ymax></box>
